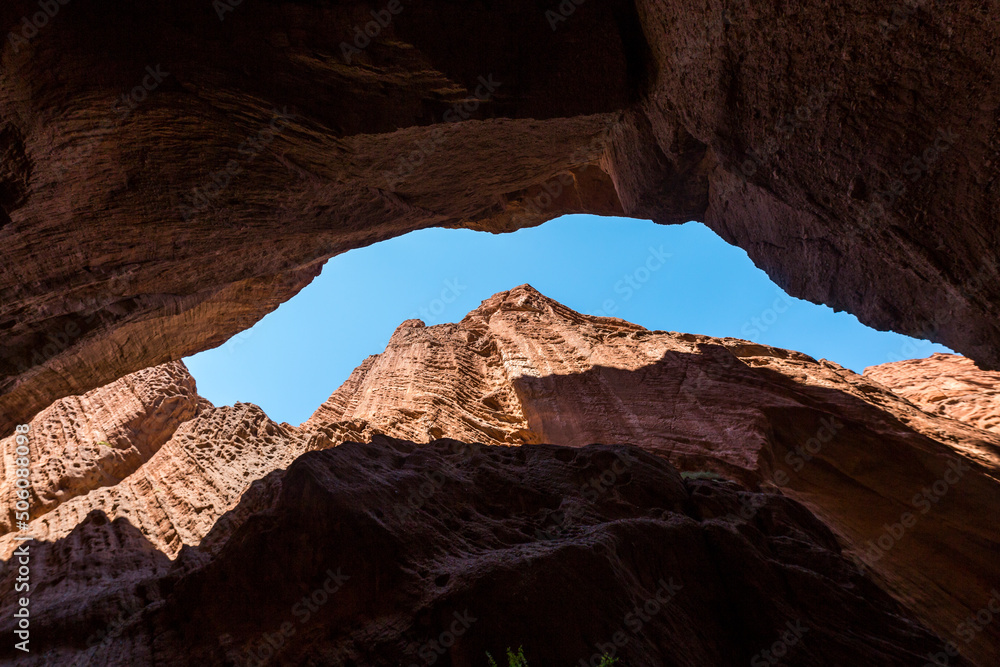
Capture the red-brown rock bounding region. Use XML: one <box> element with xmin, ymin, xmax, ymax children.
<box><xmin>0</xmin><ymin>361</ymin><xmax>203</xmax><ymax>533</ymax></box>
<box><xmin>3</xmin><ymin>286</ymin><xmax>999</xmax><ymax>665</ymax></box>
<box><xmin>0</xmin><ymin>438</ymin><xmax>973</xmax><ymax>666</ymax></box>
<box><xmin>866</xmin><ymin>353</ymin><xmax>1000</xmax><ymax>435</ymax></box>
<box><xmin>1</xmin><ymin>0</ymin><xmax>999</xmax><ymax>436</ymax></box>
<box><xmin>302</xmin><ymin>285</ymin><xmax>1000</xmax><ymax>665</ymax></box>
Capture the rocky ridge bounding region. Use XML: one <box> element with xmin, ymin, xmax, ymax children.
<box><xmin>303</xmin><ymin>285</ymin><xmax>1000</xmax><ymax>665</ymax></box>
<box><xmin>0</xmin><ymin>361</ymin><xmax>203</xmax><ymax>533</ymax></box>
<box><xmin>1</xmin><ymin>286</ymin><xmax>999</xmax><ymax>664</ymax></box>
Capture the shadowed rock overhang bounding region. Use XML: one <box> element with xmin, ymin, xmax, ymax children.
<box><xmin>1</xmin><ymin>0</ymin><xmax>998</xmax><ymax>433</ymax></box>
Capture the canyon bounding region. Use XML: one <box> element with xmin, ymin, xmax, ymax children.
<box><xmin>2</xmin><ymin>286</ymin><xmax>998</xmax><ymax>665</ymax></box>
<box><xmin>3</xmin><ymin>3</ymin><xmax>1000</xmax><ymax>663</ymax></box>
<box><xmin>1</xmin><ymin>0</ymin><xmax>999</xmax><ymax>437</ymax></box>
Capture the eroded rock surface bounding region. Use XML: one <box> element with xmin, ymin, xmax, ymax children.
<box><xmin>0</xmin><ymin>438</ymin><xmax>970</xmax><ymax>666</ymax></box>
<box><xmin>0</xmin><ymin>360</ymin><xmax>202</xmax><ymax>533</ymax></box>
<box><xmin>1</xmin><ymin>0</ymin><xmax>999</xmax><ymax>434</ymax></box>
<box><xmin>0</xmin><ymin>401</ymin><xmax>344</xmax><ymax>559</ymax></box>
<box><xmin>3</xmin><ymin>286</ymin><xmax>999</xmax><ymax>664</ymax></box>
<box><xmin>867</xmin><ymin>353</ymin><xmax>1000</xmax><ymax>435</ymax></box>
<box><xmin>302</xmin><ymin>285</ymin><xmax>1000</xmax><ymax>664</ymax></box>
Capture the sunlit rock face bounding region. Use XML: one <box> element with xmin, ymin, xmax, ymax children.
<box><xmin>1</xmin><ymin>0</ymin><xmax>998</xmax><ymax>435</ymax></box>
<box><xmin>3</xmin><ymin>287</ymin><xmax>998</xmax><ymax>665</ymax></box>
<box><xmin>303</xmin><ymin>285</ymin><xmax>1000</xmax><ymax>666</ymax></box>
<box><xmin>0</xmin><ymin>402</ymin><xmax>314</xmax><ymax>560</ymax></box>
<box><xmin>866</xmin><ymin>353</ymin><xmax>1000</xmax><ymax>435</ymax></box>
<box><xmin>0</xmin><ymin>361</ymin><xmax>203</xmax><ymax>532</ymax></box>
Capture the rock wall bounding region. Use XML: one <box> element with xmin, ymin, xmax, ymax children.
<box><xmin>0</xmin><ymin>401</ymin><xmax>360</xmax><ymax>559</ymax></box>
<box><xmin>3</xmin><ymin>286</ymin><xmax>999</xmax><ymax>664</ymax></box>
<box><xmin>0</xmin><ymin>361</ymin><xmax>202</xmax><ymax>533</ymax></box>
<box><xmin>303</xmin><ymin>285</ymin><xmax>1000</xmax><ymax>665</ymax></box>
<box><xmin>1</xmin><ymin>0</ymin><xmax>998</xmax><ymax>435</ymax></box>
<box><xmin>0</xmin><ymin>438</ymin><xmax>974</xmax><ymax>666</ymax></box>
<box><xmin>867</xmin><ymin>353</ymin><xmax>1000</xmax><ymax>435</ymax></box>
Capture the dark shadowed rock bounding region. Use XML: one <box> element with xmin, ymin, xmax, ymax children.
<box><xmin>0</xmin><ymin>438</ymin><xmax>971</xmax><ymax>666</ymax></box>
<box><xmin>6</xmin><ymin>285</ymin><xmax>999</xmax><ymax>664</ymax></box>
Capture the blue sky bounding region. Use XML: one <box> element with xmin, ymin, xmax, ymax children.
<box><xmin>184</xmin><ymin>215</ymin><xmax>950</xmax><ymax>425</ymax></box>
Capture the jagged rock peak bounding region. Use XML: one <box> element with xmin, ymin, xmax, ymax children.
<box><xmin>3</xmin><ymin>287</ymin><xmax>999</xmax><ymax>664</ymax></box>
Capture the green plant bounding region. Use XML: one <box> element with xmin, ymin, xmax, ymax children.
<box><xmin>485</xmin><ymin>646</ymin><xmax>528</xmax><ymax>667</ymax></box>
<box><xmin>485</xmin><ymin>648</ymin><xmax>622</xmax><ymax>666</ymax></box>
<box><xmin>680</xmin><ymin>470</ymin><xmax>725</xmax><ymax>481</ymax></box>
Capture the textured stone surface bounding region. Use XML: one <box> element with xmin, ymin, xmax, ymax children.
<box><xmin>302</xmin><ymin>286</ymin><xmax>1000</xmax><ymax>664</ymax></box>
<box><xmin>3</xmin><ymin>286</ymin><xmax>999</xmax><ymax>664</ymax></box>
<box><xmin>1</xmin><ymin>0</ymin><xmax>999</xmax><ymax>435</ymax></box>
<box><xmin>0</xmin><ymin>510</ymin><xmax>173</xmax><ymax>667</ymax></box>
<box><xmin>0</xmin><ymin>361</ymin><xmax>202</xmax><ymax>534</ymax></box>
<box><xmin>866</xmin><ymin>353</ymin><xmax>1000</xmax><ymax>434</ymax></box>
<box><xmin>0</xmin><ymin>401</ymin><xmax>348</xmax><ymax>559</ymax></box>
<box><xmin>0</xmin><ymin>438</ymin><xmax>969</xmax><ymax>666</ymax></box>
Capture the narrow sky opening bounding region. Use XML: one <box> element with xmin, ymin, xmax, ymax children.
<box><xmin>184</xmin><ymin>215</ymin><xmax>952</xmax><ymax>425</ymax></box>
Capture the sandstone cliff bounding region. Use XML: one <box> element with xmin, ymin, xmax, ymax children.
<box><xmin>0</xmin><ymin>438</ymin><xmax>973</xmax><ymax>666</ymax></box>
<box><xmin>0</xmin><ymin>361</ymin><xmax>203</xmax><ymax>533</ymax></box>
<box><xmin>2</xmin><ymin>0</ymin><xmax>999</xmax><ymax>435</ymax></box>
<box><xmin>2</xmin><ymin>287</ymin><xmax>999</xmax><ymax>665</ymax></box>
<box><xmin>0</xmin><ymin>403</ymin><xmax>312</xmax><ymax>559</ymax></box>
<box><xmin>301</xmin><ymin>285</ymin><xmax>1000</xmax><ymax>665</ymax></box>
<box><xmin>866</xmin><ymin>353</ymin><xmax>1000</xmax><ymax>435</ymax></box>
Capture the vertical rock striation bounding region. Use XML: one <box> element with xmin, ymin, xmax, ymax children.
<box><xmin>0</xmin><ymin>402</ymin><xmax>343</xmax><ymax>559</ymax></box>
<box><xmin>0</xmin><ymin>361</ymin><xmax>203</xmax><ymax>533</ymax></box>
<box><xmin>2</xmin><ymin>286</ymin><xmax>999</xmax><ymax>664</ymax></box>
<box><xmin>2</xmin><ymin>0</ymin><xmax>1000</xmax><ymax>434</ymax></box>
<box><xmin>303</xmin><ymin>285</ymin><xmax>1000</xmax><ymax>664</ymax></box>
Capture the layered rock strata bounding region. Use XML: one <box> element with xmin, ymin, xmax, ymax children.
<box><xmin>0</xmin><ymin>361</ymin><xmax>203</xmax><ymax>532</ymax></box>
<box><xmin>302</xmin><ymin>285</ymin><xmax>1000</xmax><ymax>665</ymax></box>
<box><xmin>866</xmin><ymin>353</ymin><xmax>1000</xmax><ymax>435</ymax></box>
<box><xmin>2</xmin><ymin>0</ymin><xmax>999</xmax><ymax>434</ymax></box>
<box><xmin>0</xmin><ymin>400</ymin><xmax>375</xmax><ymax>559</ymax></box>
<box><xmin>2</xmin><ymin>286</ymin><xmax>999</xmax><ymax>664</ymax></box>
